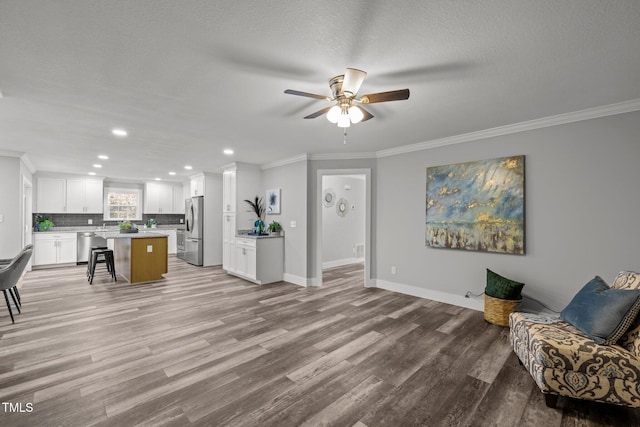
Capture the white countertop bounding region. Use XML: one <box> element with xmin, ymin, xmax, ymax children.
<box><xmin>95</xmin><ymin>231</ymin><xmax>168</xmax><ymax>239</ymax></box>
<box><xmin>236</xmin><ymin>233</ymin><xmax>284</xmax><ymax>239</ymax></box>
<box><xmin>34</xmin><ymin>225</ymin><xmax>184</xmax><ymax>234</ymax></box>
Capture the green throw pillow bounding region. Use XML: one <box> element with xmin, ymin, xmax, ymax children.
<box><xmin>485</xmin><ymin>269</ymin><xmax>524</xmax><ymax>300</ymax></box>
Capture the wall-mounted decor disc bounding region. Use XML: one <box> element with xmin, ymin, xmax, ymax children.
<box><xmin>336</xmin><ymin>197</ymin><xmax>349</xmax><ymax>217</ymax></box>
<box><xmin>323</xmin><ymin>188</ymin><xmax>336</xmax><ymax>207</ymax></box>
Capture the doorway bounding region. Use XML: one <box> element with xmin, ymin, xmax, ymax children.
<box><xmin>316</xmin><ymin>168</ymin><xmax>372</xmax><ymax>288</ymax></box>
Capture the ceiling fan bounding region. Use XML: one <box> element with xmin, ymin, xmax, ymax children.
<box><xmin>284</xmin><ymin>68</ymin><xmax>410</xmax><ymax>128</ymax></box>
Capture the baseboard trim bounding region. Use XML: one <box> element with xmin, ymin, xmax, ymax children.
<box><xmin>283</xmin><ymin>273</ymin><xmax>309</xmax><ymax>287</ymax></box>
<box><xmin>322</xmin><ymin>258</ymin><xmax>365</xmax><ymax>270</ymax></box>
<box><xmin>375</xmin><ymin>279</ymin><xmax>484</xmax><ymax>311</ymax></box>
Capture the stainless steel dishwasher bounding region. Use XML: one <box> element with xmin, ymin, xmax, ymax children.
<box><xmin>77</xmin><ymin>232</ymin><xmax>108</xmax><ymax>264</ymax></box>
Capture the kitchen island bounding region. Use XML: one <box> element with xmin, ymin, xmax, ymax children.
<box><xmin>95</xmin><ymin>231</ymin><xmax>168</xmax><ymax>284</ymax></box>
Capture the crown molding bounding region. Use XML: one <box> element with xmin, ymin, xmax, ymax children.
<box><xmin>21</xmin><ymin>154</ymin><xmax>36</xmax><ymax>174</ymax></box>
<box><xmin>260</xmin><ymin>151</ymin><xmax>378</xmax><ymax>169</ymax></box>
<box><xmin>0</xmin><ymin>149</ymin><xmax>24</xmax><ymax>158</ymax></box>
<box><xmin>309</xmin><ymin>152</ymin><xmax>377</xmax><ymax>161</ymax></box>
<box><xmin>261</xmin><ymin>153</ymin><xmax>310</xmax><ymax>170</ymax></box>
<box><xmin>255</xmin><ymin>99</ymin><xmax>640</xmax><ymax>170</ymax></box>
<box><xmin>377</xmin><ymin>98</ymin><xmax>640</xmax><ymax>158</ymax></box>
<box><xmin>0</xmin><ymin>150</ymin><xmax>36</xmax><ymax>173</ymax></box>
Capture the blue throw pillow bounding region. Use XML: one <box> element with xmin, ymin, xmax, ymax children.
<box><xmin>560</xmin><ymin>276</ymin><xmax>640</xmax><ymax>345</ymax></box>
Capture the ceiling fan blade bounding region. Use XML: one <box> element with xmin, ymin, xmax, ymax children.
<box><xmin>357</xmin><ymin>106</ymin><xmax>374</xmax><ymax>122</ymax></box>
<box><xmin>341</xmin><ymin>68</ymin><xmax>367</xmax><ymax>97</ymax></box>
<box><xmin>304</xmin><ymin>106</ymin><xmax>333</xmax><ymax>119</ymax></box>
<box><xmin>284</xmin><ymin>89</ymin><xmax>328</xmax><ymax>100</ymax></box>
<box><xmin>359</xmin><ymin>89</ymin><xmax>410</xmax><ymax>104</ymax></box>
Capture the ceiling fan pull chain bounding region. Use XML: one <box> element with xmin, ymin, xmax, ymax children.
<box><xmin>343</xmin><ymin>128</ymin><xmax>347</xmax><ymax>145</ymax></box>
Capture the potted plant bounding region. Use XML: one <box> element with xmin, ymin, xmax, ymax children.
<box><xmin>118</xmin><ymin>220</ymin><xmax>138</xmax><ymax>233</ymax></box>
<box><xmin>267</xmin><ymin>221</ymin><xmax>283</xmax><ymax>236</ymax></box>
<box><xmin>244</xmin><ymin>196</ymin><xmax>266</xmax><ymax>234</ymax></box>
<box><xmin>35</xmin><ymin>214</ymin><xmax>55</xmax><ymax>231</ymax></box>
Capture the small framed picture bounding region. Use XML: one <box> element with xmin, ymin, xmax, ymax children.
<box><xmin>266</xmin><ymin>188</ymin><xmax>281</xmax><ymax>214</ymax></box>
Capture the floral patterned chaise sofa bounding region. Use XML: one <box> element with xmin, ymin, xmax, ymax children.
<box><xmin>509</xmin><ymin>271</ymin><xmax>640</xmax><ymax>408</ymax></box>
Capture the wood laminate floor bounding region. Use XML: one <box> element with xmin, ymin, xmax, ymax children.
<box><xmin>1</xmin><ymin>259</ymin><xmax>639</xmax><ymax>426</ymax></box>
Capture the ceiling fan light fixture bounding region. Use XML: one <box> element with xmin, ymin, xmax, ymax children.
<box><xmin>342</xmin><ymin>68</ymin><xmax>367</xmax><ymax>98</ymax></box>
<box><xmin>326</xmin><ymin>105</ymin><xmax>341</xmax><ymax>123</ymax></box>
<box><xmin>337</xmin><ymin>112</ymin><xmax>351</xmax><ymax>128</ymax></box>
<box><xmin>285</xmin><ymin>67</ymin><xmax>408</xmax><ymax>131</ymax></box>
<box><xmin>348</xmin><ymin>105</ymin><xmax>364</xmax><ymax>124</ymax></box>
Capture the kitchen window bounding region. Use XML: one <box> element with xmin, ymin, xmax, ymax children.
<box><xmin>103</xmin><ymin>187</ymin><xmax>142</xmax><ymax>221</ymax></box>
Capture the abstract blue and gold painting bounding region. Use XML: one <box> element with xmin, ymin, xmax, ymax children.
<box><xmin>426</xmin><ymin>155</ymin><xmax>525</xmax><ymax>254</ymax></box>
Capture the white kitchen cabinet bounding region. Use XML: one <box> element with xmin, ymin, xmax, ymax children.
<box><xmin>173</xmin><ymin>185</ymin><xmax>186</xmax><ymax>214</ymax></box>
<box><xmin>223</xmin><ymin>163</ymin><xmax>262</xmax><ymax>231</ymax></box>
<box><xmin>190</xmin><ymin>175</ymin><xmax>204</xmax><ymax>197</ymax></box>
<box><xmin>229</xmin><ymin>236</ymin><xmax>283</xmax><ymax>285</ymax></box>
<box><xmin>223</xmin><ymin>213</ymin><xmax>236</xmax><ymax>271</ymax></box>
<box><xmin>145</xmin><ymin>182</ymin><xmax>173</xmax><ymax>214</ymax></box>
<box><xmin>33</xmin><ymin>232</ymin><xmax>77</xmax><ymax>266</ymax></box>
<box><xmin>66</xmin><ymin>178</ymin><xmax>104</xmax><ymax>213</ymax></box>
<box><xmin>37</xmin><ymin>176</ymin><xmax>103</xmax><ymax>213</ymax></box>
<box><xmin>234</xmin><ymin>238</ymin><xmax>256</xmax><ymax>279</ymax></box>
<box><xmin>165</xmin><ymin>229</ymin><xmax>177</xmax><ymax>254</ymax></box>
<box><xmin>145</xmin><ymin>182</ymin><xmax>184</xmax><ymax>214</ymax></box>
<box><xmin>222</xmin><ymin>164</ymin><xmax>264</xmax><ymax>276</ymax></box>
<box><xmin>223</xmin><ymin>170</ymin><xmax>236</xmax><ymax>213</ymax></box>
<box><xmin>36</xmin><ymin>177</ymin><xmax>66</xmax><ymax>213</ymax></box>
<box><xmin>84</xmin><ymin>179</ymin><xmax>105</xmax><ymax>212</ymax></box>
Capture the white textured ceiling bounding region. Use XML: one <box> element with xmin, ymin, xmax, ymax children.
<box><xmin>1</xmin><ymin>0</ymin><xmax>639</xmax><ymax>182</ymax></box>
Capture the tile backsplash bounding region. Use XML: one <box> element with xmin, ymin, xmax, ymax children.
<box><xmin>33</xmin><ymin>213</ymin><xmax>185</xmax><ymax>228</ymax></box>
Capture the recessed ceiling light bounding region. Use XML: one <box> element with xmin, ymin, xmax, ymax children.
<box><xmin>184</xmin><ymin>165</ymin><xmax>193</xmax><ymax>170</ymax></box>
<box><xmin>88</xmin><ymin>172</ymin><xmax>96</xmax><ymax>176</ymax></box>
<box><xmin>223</xmin><ymin>149</ymin><xmax>234</xmax><ymax>155</ymax></box>
<box><xmin>168</xmin><ymin>171</ymin><xmax>176</xmax><ymax>176</ymax></box>
<box><xmin>112</xmin><ymin>128</ymin><xmax>128</xmax><ymax>137</ymax></box>
<box><xmin>93</xmin><ymin>164</ymin><xmax>102</xmax><ymax>168</ymax></box>
<box><xmin>98</xmin><ymin>154</ymin><xmax>109</xmax><ymax>160</ymax></box>
<box><xmin>154</xmin><ymin>177</ymin><xmax>161</xmax><ymax>181</ymax></box>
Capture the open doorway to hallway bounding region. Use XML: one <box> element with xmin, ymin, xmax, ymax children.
<box><xmin>321</xmin><ymin>173</ymin><xmax>367</xmax><ymax>287</ymax></box>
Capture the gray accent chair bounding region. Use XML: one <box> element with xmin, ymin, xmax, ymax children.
<box><xmin>0</xmin><ymin>246</ymin><xmax>33</xmax><ymax>323</ymax></box>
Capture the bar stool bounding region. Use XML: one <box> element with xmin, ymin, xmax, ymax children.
<box><xmin>88</xmin><ymin>249</ymin><xmax>117</xmax><ymax>285</ymax></box>
<box><xmin>87</xmin><ymin>245</ymin><xmax>108</xmax><ymax>278</ymax></box>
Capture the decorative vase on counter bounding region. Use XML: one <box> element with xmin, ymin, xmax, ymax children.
<box><xmin>254</xmin><ymin>220</ymin><xmax>265</xmax><ymax>235</ymax></box>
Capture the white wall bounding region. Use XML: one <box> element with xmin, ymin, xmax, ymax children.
<box><xmin>375</xmin><ymin>111</ymin><xmax>640</xmax><ymax>311</ymax></box>
<box><xmin>0</xmin><ymin>156</ymin><xmax>22</xmax><ymax>258</ymax></box>
<box><xmin>322</xmin><ymin>175</ymin><xmax>366</xmax><ymax>268</ymax></box>
<box><xmin>235</xmin><ymin>163</ymin><xmax>263</xmax><ymax>231</ymax></box>
<box><xmin>262</xmin><ymin>159</ymin><xmax>308</xmax><ymax>284</ymax></box>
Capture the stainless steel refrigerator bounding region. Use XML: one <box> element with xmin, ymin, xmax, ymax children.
<box><xmin>184</xmin><ymin>196</ymin><xmax>204</xmax><ymax>266</ymax></box>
